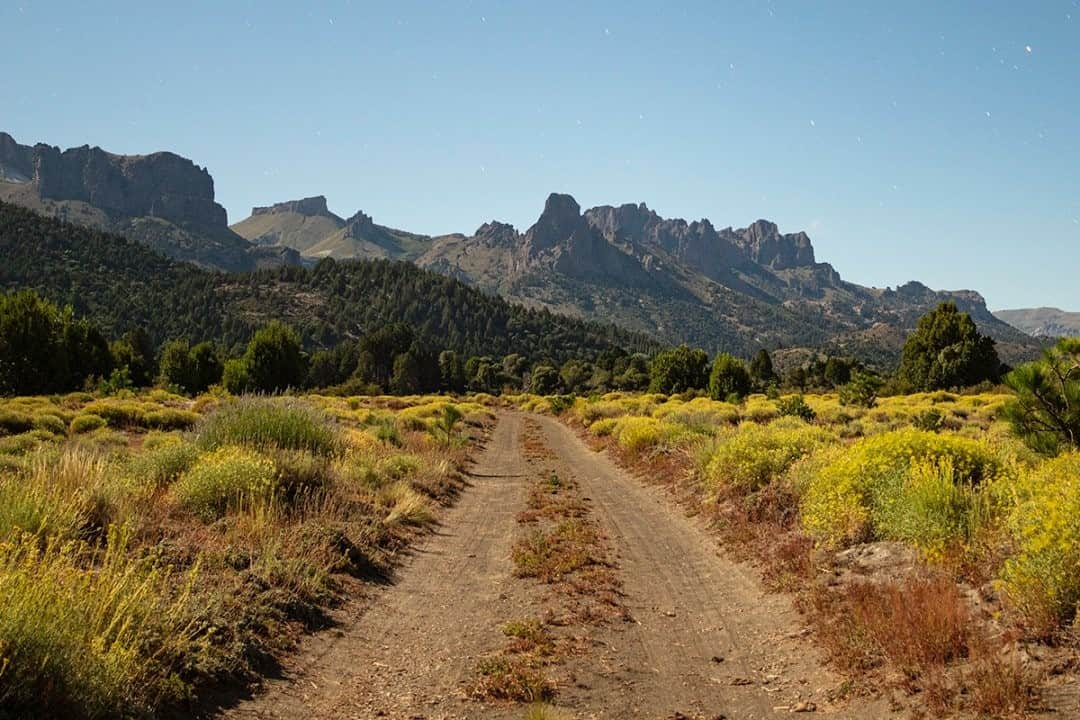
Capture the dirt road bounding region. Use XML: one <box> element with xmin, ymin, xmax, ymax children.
<box><xmin>219</xmin><ymin>413</ymin><xmax>899</xmax><ymax>719</ymax></box>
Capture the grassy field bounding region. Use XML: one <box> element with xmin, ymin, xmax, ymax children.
<box><xmin>2</xmin><ymin>384</ymin><xmax>1076</xmax><ymax>718</ymax></box>
<box><xmin>0</xmin><ymin>390</ymin><xmax>493</xmax><ymax>719</ymax></box>
<box><xmin>509</xmin><ymin>389</ymin><xmax>1076</xmax><ymax>716</ymax></box>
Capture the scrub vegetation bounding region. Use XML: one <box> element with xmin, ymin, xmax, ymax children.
<box><xmin>0</xmin><ymin>390</ymin><xmax>491</xmax><ymax>719</ymax></box>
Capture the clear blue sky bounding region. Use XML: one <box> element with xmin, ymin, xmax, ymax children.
<box><xmin>3</xmin><ymin>1</ymin><xmax>1078</xmax><ymax>310</ymax></box>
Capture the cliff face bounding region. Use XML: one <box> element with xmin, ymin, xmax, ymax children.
<box><xmin>0</xmin><ymin>132</ymin><xmax>297</xmax><ymax>271</ymax></box>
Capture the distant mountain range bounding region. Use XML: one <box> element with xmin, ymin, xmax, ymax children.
<box><xmin>0</xmin><ymin>131</ymin><xmax>1045</xmax><ymax>365</ymax></box>
<box><xmin>232</xmin><ymin>192</ymin><xmax>1040</xmax><ymax>365</ymax></box>
<box><xmin>995</xmin><ymin>308</ymin><xmax>1080</xmax><ymax>339</ymax></box>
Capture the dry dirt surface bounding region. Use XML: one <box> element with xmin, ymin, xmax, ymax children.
<box><xmin>217</xmin><ymin>412</ymin><xmax>902</xmax><ymax>720</ymax></box>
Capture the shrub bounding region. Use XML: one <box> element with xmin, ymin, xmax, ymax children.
<box><xmin>129</xmin><ymin>439</ymin><xmax>200</xmax><ymax>487</ymax></box>
<box><xmin>80</xmin><ymin>400</ymin><xmax>148</xmax><ymax>429</ymax></box>
<box><xmin>839</xmin><ymin>370</ymin><xmax>883</xmax><ymax>408</ymax></box>
<box><xmin>32</xmin><ymin>413</ymin><xmax>68</xmax><ymax>436</ymax></box>
<box><xmin>613</xmin><ymin>417</ymin><xmax>684</xmax><ymax>453</ymax></box>
<box><xmin>873</xmin><ymin>457</ymin><xmax>987</xmax><ymax>557</ymax></box>
<box><xmin>801</xmin><ymin>429</ymin><xmax>1004</xmax><ymax>547</ymax></box>
<box><xmin>378</xmin><ymin>481</ymin><xmax>434</xmax><ymax>526</ymax></box>
<box><xmin>913</xmin><ymin>408</ymin><xmax>945</xmax><ymax>432</ymax></box>
<box><xmin>588</xmin><ymin>418</ymin><xmax>620</xmax><ymax>437</ymax></box>
<box><xmin>0</xmin><ymin>409</ymin><xmax>34</xmax><ymax>435</ymax></box>
<box><xmin>195</xmin><ymin>398</ymin><xmax>340</xmax><ymax>456</ymax></box>
<box><xmin>999</xmin><ymin>453</ymin><xmax>1080</xmax><ymax>632</ymax></box>
<box><xmin>173</xmin><ymin>446</ymin><xmax>278</xmax><ymax>521</ymax></box>
<box><xmin>144</xmin><ymin>408</ymin><xmax>200</xmax><ymax>431</ymax></box>
<box><xmin>776</xmin><ymin>394</ymin><xmax>816</xmax><ymax>422</ymax></box>
<box><xmin>703</xmin><ymin>420</ymin><xmax>834</xmax><ymax>492</ymax></box>
<box><xmin>70</xmin><ymin>414</ymin><xmax>107</xmax><ymax>434</ymax></box>
<box><xmin>0</xmin><ymin>528</ymin><xmax>198</xmax><ymax>718</ymax></box>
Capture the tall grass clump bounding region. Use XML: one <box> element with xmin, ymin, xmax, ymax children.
<box><xmin>173</xmin><ymin>446</ymin><xmax>278</xmax><ymax>521</ymax></box>
<box><xmin>127</xmin><ymin>438</ymin><xmax>200</xmax><ymax>487</ymax></box>
<box><xmin>0</xmin><ymin>447</ymin><xmax>141</xmax><ymax>543</ymax></box>
<box><xmin>999</xmin><ymin>452</ymin><xmax>1080</xmax><ymax>634</ymax></box>
<box><xmin>0</xmin><ymin>526</ymin><xmax>199</xmax><ymax>719</ymax></box>
<box><xmin>801</xmin><ymin>429</ymin><xmax>1005</xmax><ymax>548</ymax></box>
<box><xmin>194</xmin><ymin>397</ymin><xmax>340</xmax><ymax>456</ymax></box>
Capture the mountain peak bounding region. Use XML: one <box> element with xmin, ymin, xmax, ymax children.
<box><xmin>735</xmin><ymin>219</ymin><xmax>815</xmax><ymax>269</ymax></box>
<box><xmin>542</xmin><ymin>192</ymin><xmax>581</xmax><ymax>222</ymax></box>
<box><xmin>251</xmin><ymin>196</ymin><xmax>335</xmax><ymax>219</ymax></box>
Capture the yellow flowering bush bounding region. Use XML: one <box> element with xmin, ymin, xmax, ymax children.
<box><xmin>743</xmin><ymin>396</ymin><xmax>779</xmax><ymax>423</ymax></box>
<box><xmin>573</xmin><ymin>400</ymin><xmax>628</xmax><ymax>425</ymax></box>
<box><xmin>613</xmin><ymin>416</ymin><xmax>686</xmax><ymax>453</ymax></box>
<box><xmin>652</xmin><ymin>396</ymin><xmax>741</xmax><ymax>430</ymax></box>
<box><xmin>588</xmin><ymin>418</ymin><xmax>620</xmax><ymax>437</ymax></box>
<box><xmin>703</xmin><ymin>419</ymin><xmax>836</xmax><ymax>492</ymax></box>
<box><xmin>800</xmin><ymin>429</ymin><xmax>1005</xmax><ymax>547</ymax></box>
<box><xmin>999</xmin><ymin>453</ymin><xmax>1080</xmax><ymax>630</ymax></box>
<box><xmin>173</xmin><ymin>446</ymin><xmax>278</xmax><ymax>521</ymax></box>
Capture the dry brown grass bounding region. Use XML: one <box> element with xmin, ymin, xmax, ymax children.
<box><xmin>808</xmin><ymin>571</ymin><xmax>1041</xmax><ymax>717</ymax></box>
<box><xmin>471</xmin><ymin>656</ymin><xmax>556</xmax><ymax>702</ymax></box>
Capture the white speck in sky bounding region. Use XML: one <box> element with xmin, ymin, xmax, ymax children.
<box><xmin>480</xmin><ymin>166</ymin><xmax>486</xmax><ymax>174</ymax></box>
<box><xmin>639</xmin><ymin>113</ymin><xmax>644</xmax><ymax>120</ymax></box>
<box><xmin>481</xmin><ymin>16</ymin><xmax>486</xmax><ymax>23</ymax></box>
<box><xmin>809</xmin><ymin>119</ymin><xmax>815</xmax><ymax>127</ymax></box>
<box><xmin>1025</xmin><ymin>45</ymin><xmax>1032</xmax><ymax>53</ymax></box>
<box><xmin>856</xmin><ymin>135</ymin><xmax>862</xmax><ymax>143</ymax></box>
<box><xmin>604</xmin><ymin>28</ymin><xmax>610</xmax><ymax>36</ymax></box>
<box><xmin>329</xmin><ymin>18</ymin><xmax>334</xmax><ymax>25</ymax></box>
<box><xmin>729</xmin><ymin>63</ymin><xmax>735</xmax><ymax>70</ymax></box>
<box><xmin>985</xmin><ymin>111</ymin><xmax>992</xmax><ymax>118</ymax></box>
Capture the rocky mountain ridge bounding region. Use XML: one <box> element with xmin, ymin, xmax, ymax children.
<box><xmin>995</xmin><ymin>307</ymin><xmax>1080</xmax><ymax>339</ymax></box>
<box><xmin>0</xmin><ymin>132</ymin><xmax>298</xmax><ymax>271</ymax></box>
<box><xmin>0</xmin><ymin>131</ymin><xmax>1041</xmax><ymax>365</ymax></box>
<box><xmin>233</xmin><ymin>189</ymin><xmax>1039</xmax><ymax>364</ymax></box>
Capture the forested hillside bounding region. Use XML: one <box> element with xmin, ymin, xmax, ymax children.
<box><xmin>0</xmin><ymin>201</ymin><xmax>654</xmax><ymax>362</ymax></box>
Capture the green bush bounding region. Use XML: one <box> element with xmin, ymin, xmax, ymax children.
<box><xmin>776</xmin><ymin>395</ymin><xmax>816</xmax><ymax>422</ymax></box>
<box><xmin>144</xmin><ymin>408</ymin><xmax>200</xmax><ymax>431</ymax></box>
<box><xmin>913</xmin><ymin>408</ymin><xmax>945</xmax><ymax>432</ymax></box>
<box><xmin>195</xmin><ymin>397</ymin><xmax>340</xmax><ymax>456</ymax></box>
<box><xmin>0</xmin><ymin>409</ymin><xmax>34</xmax><ymax>435</ymax></box>
<box><xmin>173</xmin><ymin>446</ymin><xmax>278</xmax><ymax>521</ymax></box>
<box><xmin>70</xmin><ymin>414</ymin><xmax>107</xmax><ymax>434</ymax></box>
<box><xmin>129</xmin><ymin>439</ymin><xmax>200</xmax><ymax>487</ymax></box>
<box><xmin>80</xmin><ymin>400</ymin><xmax>147</xmax><ymax>429</ymax></box>
<box><xmin>32</xmin><ymin>413</ymin><xmax>68</xmax><ymax>436</ymax></box>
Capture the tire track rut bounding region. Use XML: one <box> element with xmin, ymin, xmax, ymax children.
<box><xmin>219</xmin><ymin>412</ymin><xmax>901</xmax><ymax>719</ymax></box>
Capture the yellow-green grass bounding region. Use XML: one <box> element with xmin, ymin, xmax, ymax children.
<box><xmin>0</xmin><ymin>389</ymin><xmax>487</xmax><ymax>717</ymax></box>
